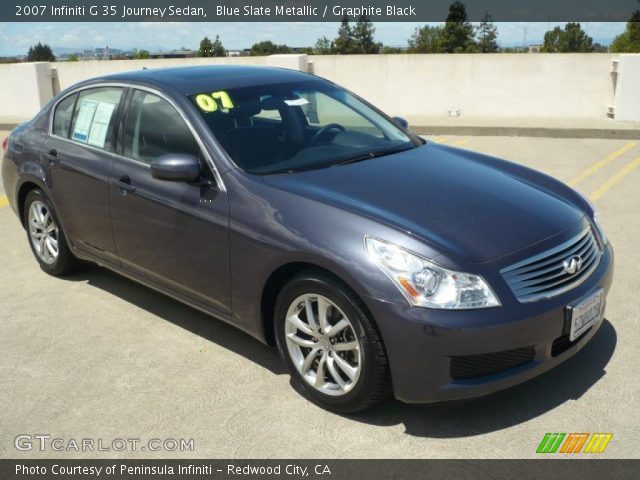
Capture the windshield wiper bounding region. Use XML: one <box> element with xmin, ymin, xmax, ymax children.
<box><xmin>335</xmin><ymin>144</ymin><xmax>414</xmax><ymax>167</ymax></box>
<box><xmin>261</xmin><ymin>163</ymin><xmax>332</xmax><ymax>175</ymax></box>
<box><xmin>260</xmin><ymin>144</ymin><xmax>415</xmax><ymax>175</ymax></box>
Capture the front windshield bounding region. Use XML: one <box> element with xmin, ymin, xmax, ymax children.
<box><xmin>189</xmin><ymin>80</ymin><xmax>419</xmax><ymax>175</ymax></box>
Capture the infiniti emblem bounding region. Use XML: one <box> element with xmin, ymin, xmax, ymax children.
<box><xmin>563</xmin><ymin>255</ymin><xmax>583</xmax><ymax>275</ymax></box>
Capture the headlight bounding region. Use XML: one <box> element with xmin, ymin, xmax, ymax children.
<box><xmin>577</xmin><ymin>191</ymin><xmax>607</xmax><ymax>245</ymax></box>
<box><xmin>364</xmin><ymin>237</ymin><xmax>500</xmax><ymax>309</ymax></box>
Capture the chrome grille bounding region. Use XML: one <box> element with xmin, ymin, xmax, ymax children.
<box><xmin>501</xmin><ymin>227</ymin><xmax>602</xmax><ymax>302</ymax></box>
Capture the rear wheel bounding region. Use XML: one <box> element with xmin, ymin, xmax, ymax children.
<box><xmin>275</xmin><ymin>272</ymin><xmax>391</xmax><ymax>413</ymax></box>
<box><xmin>24</xmin><ymin>189</ymin><xmax>78</xmax><ymax>276</ymax></box>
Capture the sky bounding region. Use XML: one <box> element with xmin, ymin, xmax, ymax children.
<box><xmin>0</xmin><ymin>22</ymin><xmax>627</xmax><ymax>56</ymax></box>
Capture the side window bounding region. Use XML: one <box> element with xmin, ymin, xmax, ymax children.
<box><xmin>52</xmin><ymin>93</ymin><xmax>77</xmax><ymax>138</ymax></box>
<box><xmin>124</xmin><ymin>90</ymin><xmax>202</xmax><ymax>164</ymax></box>
<box><xmin>70</xmin><ymin>87</ymin><xmax>123</xmax><ymax>151</ymax></box>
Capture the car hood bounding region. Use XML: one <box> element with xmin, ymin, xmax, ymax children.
<box><xmin>262</xmin><ymin>144</ymin><xmax>584</xmax><ymax>263</ymax></box>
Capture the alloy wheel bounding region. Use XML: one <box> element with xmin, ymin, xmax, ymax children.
<box><xmin>284</xmin><ymin>294</ymin><xmax>362</xmax><ymax>396</ymax></box>
<box><xmin>28</xmin><ymin>200</ymin><xmax>59</xmax><ymax>265</ymax></box>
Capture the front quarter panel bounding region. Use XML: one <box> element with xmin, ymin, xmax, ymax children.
<box><xmin>225</xmin><ymin>171</ymin><xmax>440</xmax><ymax>340</ymax></box>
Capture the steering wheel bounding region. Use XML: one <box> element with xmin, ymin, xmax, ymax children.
<box><xmin>310</xmin><ymin>123</ymin><xmax>346</xmax><ymax>146</ymax></box>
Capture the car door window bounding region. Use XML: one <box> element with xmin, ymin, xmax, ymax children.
<box><xmin>123</xmin><ymin>90</ymin><xmax>202</xmax><ymax>164</ymax></box>
<box><xmin>52</xmin><ymin>93</ymin><xmax>78</xmax><ymax>138</ymax></box>
<box><xmin>69</xmin><ymin>87</ymin><xmax>123</xmax><ymax>151</ymax></box>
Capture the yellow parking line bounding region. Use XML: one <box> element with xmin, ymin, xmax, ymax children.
<box><xmin>0</xmin><ymin>195</ymin><xmax>8</xmax><ymax>208</ymax></box>
<box><xmin>432</xmin><ymin>137</ymin><xmax>449</xmax><ymax>143</ymax></box>
<box><xmin>568</xmin><ymin>141</ymin><xmax>637</xmax><ymax>187</ymax></box>
<box><xmin>589</xmin><ymin>156</ymin><xmax>640</xmax><ymax>201</ymax></box>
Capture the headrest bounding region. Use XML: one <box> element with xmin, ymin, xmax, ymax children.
<box><xmin>228</xmin><ymin>104</ymin><xmax>261</xmax><ymax>118</ymax></box>
<box><xmin>260</xmin><ymin>96</ymin><xmax>286</xmax><ymax>111</ymax></box>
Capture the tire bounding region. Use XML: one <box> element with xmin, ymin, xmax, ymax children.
<box><xmin>23</xmin><ymin>189</ymin><xmax>79</xmax><ymax>276</ymax></box>
<box><xmin>275</xmin><ymin>271</ymin><xmax>391</xmax><ymax>413</ymax></box>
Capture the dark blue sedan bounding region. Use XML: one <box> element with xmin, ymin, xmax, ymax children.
<box><xmin>1</xmin><ymin>66</ymin><xmax>613</xmax><ymax>412</ymax></box>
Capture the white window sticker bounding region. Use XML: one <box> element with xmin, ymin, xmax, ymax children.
<box><xmin>71</xmin><ymin>99</ymin><xmax>117</xmax><ymax>148</ymax></box>
<box><xmin>284</xmin><ymin>98</ymin><xmax>310</xmax><ymax>106</ymax></box>
<box><xmin>71</xmin><ymin>99</ymin><xmax>98</xmax><ymax>143</ymax></box>
<box><xmin>87</xmin><ymin>102</ymin><xmax>116</xmax><ymax>148</ymax></box>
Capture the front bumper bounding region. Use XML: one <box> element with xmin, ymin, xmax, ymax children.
<box><xmin>365</xmin><ymin>243</ymin><xmax>614</xmax><ymax>403</ymax></box>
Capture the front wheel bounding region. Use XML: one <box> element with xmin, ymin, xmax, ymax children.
<box><xmin>23</xmin><ymin>189</ymin><xmax>78</xmax><ymax>276</ymax></box>
<box><xmin>275</xmin><ymin>272</ymin><xmax>391</xmax><ymax>413</ymax></box>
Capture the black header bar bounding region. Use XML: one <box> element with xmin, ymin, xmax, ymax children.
<box><xmin>2</xmin><ymin>459</ymin><xmax>639</xmax><ymax>480</ymax></box>
<box><xmin>4</xmin><ymin>0</ymin><xmax>640</xmax><ymax>22</ymax></box>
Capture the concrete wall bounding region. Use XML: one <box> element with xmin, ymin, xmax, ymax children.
<box><xmin>310</xmin><ymin>54</ymin><xmax>619</xmax><ymax>122</ymax></box>
<box><xmin>1</xmin><ymin>62</ymin><xmax>56</xmax><ymax>120</ymax></box>
<box><xmin>613</xmin><ymin>55</ymin><xmax>640</xmax><ymax>122</ymax></box>
<box><xmin>1</xmin><ymin>53</ymin><xmax>639</xmax><ymax>123</ymax></box>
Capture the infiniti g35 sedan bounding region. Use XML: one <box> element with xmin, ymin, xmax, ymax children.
<box><xmin>1</xmin><ymin>66</ymin><xmax>614</xmax><ymax>412</ymax></box>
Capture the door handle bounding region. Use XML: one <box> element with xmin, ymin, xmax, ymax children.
<box><xmin>115</xmin><ymin>175</ymin><xmax>136</xmax><ymax>195</ymax></box>
<box><xmin>45</xmin><ymin>149</ymin><xmax>59</xmax><ymax>165</ymax></box>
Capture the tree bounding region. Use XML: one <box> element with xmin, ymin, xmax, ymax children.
<box><xmin>542</xmin><ymin>23</ymin><xmax>594</xmax><ymax>52</ymax></box>
<box><xmin>353</xmin><ymin>15</ymin><xmax>381</xmax><ymax>53</ymax></box>
<box><xmin>27</xmin><ymin>42</ymin><xmax>55</xmax><ymax>62</ymax></box>
<box><xmin>380</xmin><ymin>46</ymin><xmax>404</xmax><ymax>54</ymax></box>
<box><xmin>542</xmin><ymin>26</ymin><xmax>563</xmax><ymax>52</ymax></box>
<box><xmin>334</xmin><ymin>14</ymin><xmax>356</xmax><ymax>54</ymax></box>
<box><xmin>314</xmin><ymin>36</ymin><xmax>333</xmax><ymax>54</ymax></box>
<box><xmin>68</xmin><ymin>54</ymin><xmax>79</xmax><ymax>62</ymax></box>
<box><xmin>611</xmin><ymin>10</ymin><xmax>640</xmax><ymax>52</ymax></box>
<box><xmin>249</xmin><ymin>41</ymin><xmax>292</xmax><ymax>56</ymax></box>
<box><xmin>592</xmin><ymin>43</ymin><xmax>609</xmax><ymax>53</ymax></box>
<box><xmin>477</xmin><ymin>13</ymin><xmax>499</xmax><ymax>52</ymax></box>
<box><xmin>199</xmin><ymin>36</ymin><xmax>213</xmax><ymax>57</ymax></box>
<box><xmin>561</xmin><ymin>23</ymin><xmax>594</xmax><ymax>52</ymax></box>
<box><xmin>441</xmin><ymin>1</ymin><xmax>476</xmax><ymax>53</ymax></box>
<box><xmin>133</xmin><ymin>50</ymin><xmax>150</xmax><ymax>59</ymax></box>
<box><xmin>408</xmin><ymin>25</ymin><xmax>445</xmax><ymax>53</ymax></box>
<box><xmin>210</xmin><ymin>35</ymin><xmax>227</xmax><ymax>57</ymax></box>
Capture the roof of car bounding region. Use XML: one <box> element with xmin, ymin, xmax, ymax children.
<box><xmin>86</xmin><ymin>65</ymin><xmax>318</xmax><ymax>95</ymax></box>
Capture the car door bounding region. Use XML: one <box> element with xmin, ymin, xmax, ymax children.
<box><xmin>108</xmin><ymin>88</ymin><xmax>231</xmax><ymax>314</ymax></box>
<box><xmin>42</xmin><ymin>86</ymin><xmax>125</xmax><ymax>263</ymax></box>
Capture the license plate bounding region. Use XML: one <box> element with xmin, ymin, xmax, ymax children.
<box><xmin>569</xmin><ymin>289</ymin><xmax>603</xmax><ymax>341</ymax></box>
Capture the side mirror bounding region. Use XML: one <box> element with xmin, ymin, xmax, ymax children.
<box><xmin>392</xmin><ymin>116</ymin><xmax>409</xmax><ymax>129</ymax></box>
<box><xmin>151</xmin><ymin>154</ymin><xmax>201</xmax><ymax>182</ymax></box>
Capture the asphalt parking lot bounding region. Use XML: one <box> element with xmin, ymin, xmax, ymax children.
<box><xmin>1</xmin><ymin>131</ymin><xmax>639</xmax><ymax>459</ymax></box>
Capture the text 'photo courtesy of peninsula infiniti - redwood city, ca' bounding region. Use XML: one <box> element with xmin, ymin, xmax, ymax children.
<box><xmin>1</xmin><ymin>65</ymin><xmax>613</xmax><ymax>412</ymax></box>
